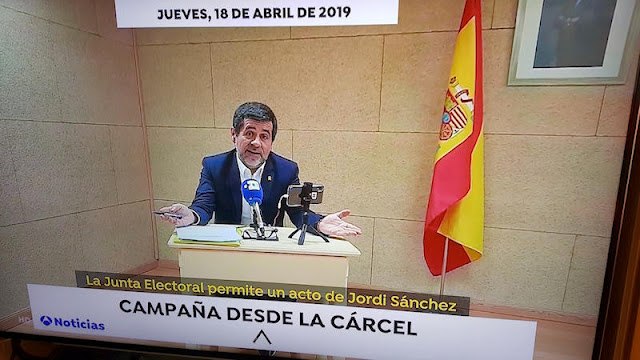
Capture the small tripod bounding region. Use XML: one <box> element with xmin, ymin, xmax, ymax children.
<box><xmin>288</xmin><ymin>182</ymin><xmax>330</xmax><ymax>245</ymax></box>
<box><xmin>245</xmin><ymin>206</ymin><xmax>278</xmax><ymax>241</ymax></box>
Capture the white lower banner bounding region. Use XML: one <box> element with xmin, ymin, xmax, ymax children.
<box><xmin>28</xmin><ymin>284</ymin><xmax>536</xmax><ymax>360</ymax></box>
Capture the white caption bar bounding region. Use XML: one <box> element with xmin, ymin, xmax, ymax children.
<box><xmin>114</xmin><ymin>0</ymin><xmax>398</xmax><ymax>28</ymax></box>
<box><xmin>28</xmin><ymin>284</ymin><xmax>536</xmax><ymax>360</ymax></box>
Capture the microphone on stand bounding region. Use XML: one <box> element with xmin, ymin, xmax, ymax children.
<box><xmin>241</xmin><ymin>179</ymin><xmax>265</xmax><ymax>238</ymax></box>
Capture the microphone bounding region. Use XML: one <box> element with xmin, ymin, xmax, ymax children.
<box><xmin>241</xmin><ymin>179</ymin><xmax>265</xmax><ymax>238</ymax></box>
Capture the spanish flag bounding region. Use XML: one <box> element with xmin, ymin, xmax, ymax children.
<box><xmin>423</xmin><ymin>0</ymin><xmax>483</xmax><ymax>276</ymax></box>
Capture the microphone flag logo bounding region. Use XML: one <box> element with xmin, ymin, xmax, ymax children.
<box><xmin>242</xmin><ymin>179</ymin><xmax>263</xmax><ymax>205</ymax></box>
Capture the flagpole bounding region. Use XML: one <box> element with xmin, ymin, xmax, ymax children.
<box><xmin>439</xmin><ymin>237</ymin><xmax>449</xmax><ymax>296</ymax></box>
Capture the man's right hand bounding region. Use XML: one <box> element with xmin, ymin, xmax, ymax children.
<box><xmin>157</xmin><ymin>204</ymin><xmax>196</xmax><ymax>227</ymax></box>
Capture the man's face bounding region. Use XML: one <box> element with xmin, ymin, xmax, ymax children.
<box><xmin>232</xmin><ymin>119</ymin><xmax>273</xmax><ymax>171</ymax></box>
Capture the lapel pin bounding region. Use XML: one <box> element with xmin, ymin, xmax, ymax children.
<box><xmin>267</xmin><ymin>175</ymin><xmax>272</xmax><ymax>182</ymax></box>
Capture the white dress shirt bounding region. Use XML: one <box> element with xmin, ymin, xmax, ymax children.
<box><xmin>236</xmin><ymin>152</ymin><xmax>265</xmax><ymax>225</ymax></box>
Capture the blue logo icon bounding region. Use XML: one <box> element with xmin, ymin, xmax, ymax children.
<box><xmin>40</xmin><ymin>316</ymin><xmax>52</xmax><ymax>326</ymax></box>
<box><xmin>442</xmin><ymin>113</ymin><xmax>451</xmax><ymax>123</ymax></box>
<box><xmin>37</xmin><ymin>315</ymin><xmax>105</xmax><ymax>331</ymax></box>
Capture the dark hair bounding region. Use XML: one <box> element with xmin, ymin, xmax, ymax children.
<box><xmin>232</xmin><ymin>102</ymin><xmax>278</xmax><ymax>140</ymax></box>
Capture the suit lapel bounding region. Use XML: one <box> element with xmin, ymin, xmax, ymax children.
<box><xmin>261</xmin><ymin>154</ymin><xmax>275</xmax><ymax>214</ymax></box>
<box><xmin>228</xmin><ymin>151</ymin><xmax>242</xmax><ymax>224</ymax></box>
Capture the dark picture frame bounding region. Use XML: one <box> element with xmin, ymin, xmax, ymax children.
<box><xmin>509</xmin><ymin>0</ymin><xmax>640</xmax><ymax>85</ymax></box>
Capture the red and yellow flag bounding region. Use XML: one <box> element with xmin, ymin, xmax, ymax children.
<box><xmin>423</xmin><ymin>0</ymin><xmax>483</xmax><ymax>276</ymax></box>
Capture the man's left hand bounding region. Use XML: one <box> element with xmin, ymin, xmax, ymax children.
<box><xmin>317</xmin><ymin>209</ymin><xmax>362</xmax><ymax>237</ymax></box>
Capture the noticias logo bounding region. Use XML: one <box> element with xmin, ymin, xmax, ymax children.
<box><xmin>39</xmin><ymin>315</ymin><xmax>105</xmax><ymax>331</ymax></box>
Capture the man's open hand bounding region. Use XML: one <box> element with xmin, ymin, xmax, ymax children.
<box><xmin>317</xmin><ymin>209</ymin><xmax>362</xmax><ymax>237</ymax></box>
<box><xmin>157</xmin><ymin>203</ymin><xmax>195</xmax><ymax>227</ymax></box>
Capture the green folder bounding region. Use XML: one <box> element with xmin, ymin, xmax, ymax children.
<box><xmin>171</xmin><ymin>229</ymin><xmax>242</xmax><ymax>247</ymax></box>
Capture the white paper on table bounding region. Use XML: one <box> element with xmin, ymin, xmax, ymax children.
<box><xmin>175</xmin><ymin>225</ymin><xmax>241</xmax><ymax>242</ymax></box>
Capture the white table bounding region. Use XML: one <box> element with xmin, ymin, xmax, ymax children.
<box><xmin>168</xmin><ymin>225</ymin><xmax>361</xmax><ymax>287</ymax></box>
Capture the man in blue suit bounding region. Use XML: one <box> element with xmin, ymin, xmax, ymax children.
<box><xmin>159</xmin><ymin>102</ymin><xmax>361</xmax><ymax>237</ymax></box>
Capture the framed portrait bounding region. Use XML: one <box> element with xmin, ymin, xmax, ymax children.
<box><xmin>508</xmin><ymin>0</ymin><xmax>640</xmax><ymax>85</ymax></box>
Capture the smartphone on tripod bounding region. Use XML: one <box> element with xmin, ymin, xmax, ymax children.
<box><xmin>286</xmin><ymin>184</ymin><xmax>324</xmax><ymax>207</ymax></box>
